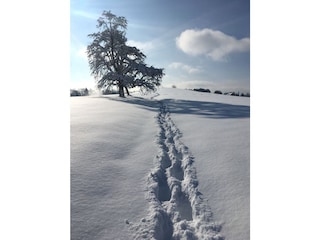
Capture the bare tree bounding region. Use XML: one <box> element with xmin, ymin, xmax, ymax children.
<box><xmin>87</xmin><ymin>11</ymin><xmax>164</xmax><ymax>97</ymax></box>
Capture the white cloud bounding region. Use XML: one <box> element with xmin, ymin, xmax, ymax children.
<box><xmin>71</xmin><ymin>10</ymin><xmax>98</xmax><ymax>20</ymax></box>
<box><xmin>176</xmin><ymin>28</ymin><xmax>250</xmax><ymax>61</ymax></box>
<box><xmin>127</xmin><ymin>40</ymin><xmax>154</xmax><ymax>52</ymax></box>
<box><xmin>168</xmin><ymin>62</ymin><xmax>202</xmax><ymax>74</ymax></box>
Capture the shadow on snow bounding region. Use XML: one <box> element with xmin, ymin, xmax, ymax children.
<box><xmin>101</xmin><ymin>96</ymin><xmax>250</xmax><ymax>119</ymax></box>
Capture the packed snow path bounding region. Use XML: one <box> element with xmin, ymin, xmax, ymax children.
<box><xmin>131</xmin><ymin>101</ymin><xmax>224</xmax><ymax>240</ymax></box>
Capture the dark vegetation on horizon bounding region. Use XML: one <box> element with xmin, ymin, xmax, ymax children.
<box><xmin>191</xmin><ymin>88</ymin><xmax>250</xmax><ymax>97</ymax></box>
<box><xmin>70</xmin><ymin>88</ymin><xmax>90</xmax><ymax>97</ymax></box>
<box><xmin>70</xmin><ymin>87</ymin><xmax>250</xmax><ymax>97</ymax></box>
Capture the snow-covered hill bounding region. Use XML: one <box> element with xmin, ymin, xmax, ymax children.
<box><xmin>71</xmin><ymin>87</ymin><xmax>250</xmax><ymax>240</ymax></box>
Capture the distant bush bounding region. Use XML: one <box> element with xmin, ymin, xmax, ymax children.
<box><xmin>70</xmin><ymin>88</ymin><xmax>89</xmax><ymax>97</ymax></box>
<box><xmin>193</xmin><ymin>88</ymin><xmax>211</xmax><ymax>93</ymax></box>
<box><xmin>214</xmin><ymin>90</ymin><xmax>222</xmax><ymax>94</ymax></box>
<box><xmin>172</xmin><ymin>85</ymin><xmax>177</xmax><ymax>88</ymax></box>
<box><xmin>223</xmin><ymin>91</ymin><xmax>250</xmax><ymax>97</ymax></box>
<box><xmin>70</xmin><ymin>89</ymin><xmax>81</xmax><ymax>96</ymax></box>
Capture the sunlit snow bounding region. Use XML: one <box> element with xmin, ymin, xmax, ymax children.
<box><xmin>71</xmin><ymin>87</ymin><xmax>249</xmax><ymax>240</ymax></box>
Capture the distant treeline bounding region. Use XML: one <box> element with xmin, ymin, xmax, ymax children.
<box><xmin>192</xmin><ymin>88</ymin><xmax>250</xmax><ymax>97</ymax></box>
<box><xmin>70</xmin><ymin>88</ymin><xmax>90</xmax><ymax>96</ymax></box>
<box><xmin>70</xmin><ymin>87</ymin><xmax>119</xmax><ymax>96</ymax></box>
<box><xmin>70</xmin><ymin>87</ymin><xmax>250</xmax><ymax>98</ymax></box>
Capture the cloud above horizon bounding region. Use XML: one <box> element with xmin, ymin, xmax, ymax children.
<box><xmin>127</xmin><ymin>40</ymin><xmax>155</xmax><ymax>52</ymax></box>
<box><xmin>176</xmin><ymin>28</ymin><xmax>250</xmax><ymax>61</ymax></box>
<box><xmin>168</xmin><ymin>62</ymin><xmax>202</xmax><ymax>74</ymax></box>
<box><xmin>71</xmin><ymin>10</ymin><xmax>98</xmax><ymax>20</ymax></box>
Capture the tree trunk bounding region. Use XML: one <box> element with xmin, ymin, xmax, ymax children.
<box><xmin>119</xmin><ymin>85</ymin><xmax>125</xmax><ymax>97</ymax></box>
<box><xmin>125</xmin><ymin>87</ymin><xmax>130</xmax><ymax>96</ymax></box>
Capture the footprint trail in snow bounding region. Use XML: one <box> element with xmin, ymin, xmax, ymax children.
<box><xmin>131</xmin><ymin>101</ymin><xmax>224</xmax><ymax>240</ymax></box>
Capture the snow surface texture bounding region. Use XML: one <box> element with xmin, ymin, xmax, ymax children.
<box><xmin>71</xmin><ymin>88</ymin><xmax>249</xmax><ymax>240</ymax></box>
<box><xmin>131</xmin><ymin>102</ymin><xmax>223</xmax><ymax>240</ymax></box>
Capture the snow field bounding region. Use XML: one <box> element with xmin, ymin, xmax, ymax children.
<box><xmin>131</xmin><ymin>102</ymin><xmax>223</xmax><ymax>239</ymax></box>
<box><xmin>71</xmin><ymin>88</ymin><xmax>250</xmax><ymax>240</ymax></box>
<box><xmin>154</xmin><ymin>88</ymin><xmax>250</xmax><ymax>240</ymax></box>
<box><xmin>71</xmin><ymin>97</ymin><xmax>159</xmax><ymax>239</ymax></box>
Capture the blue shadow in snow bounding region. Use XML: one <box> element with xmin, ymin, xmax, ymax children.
<box><xmin>102</xmin><ymin>96</ymin><xmax>250</xmax><ymax>119</ymax></box>
<box><xmin>163</xmin><ymin>99</ymin><xmax>250</xmax><ymax>119</ymax></box>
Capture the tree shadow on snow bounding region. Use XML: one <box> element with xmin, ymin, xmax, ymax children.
<box><xmin>102</xmin><ymin>96</ymin><xmax>250</xmax><ymax>119</ymax></box>
<box><xmin>164</xmin><ymin>99</ymin><xmax>250</xmax><ymax>119</ymax></box>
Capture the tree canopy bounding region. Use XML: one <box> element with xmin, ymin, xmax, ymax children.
<box><xmin>87</xmin><ymin>11</ymin><xmax>164</xmax><ymax>97</ymax></box>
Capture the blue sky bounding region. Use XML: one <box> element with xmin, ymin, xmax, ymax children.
<box><xmin>70</xmin><ymin>0</ymin><xmax>250</xmax><ymax>92</ymax></box>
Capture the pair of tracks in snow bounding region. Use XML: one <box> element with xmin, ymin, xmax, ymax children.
<box><xmin>131</xmin><ymin>101</ymin><xmax>223</xmax><ymax>240</ymax></box>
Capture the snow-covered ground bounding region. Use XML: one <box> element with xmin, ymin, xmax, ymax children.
<box><xmin>71</xmin><ymin>87</ymin><xmax>250</xmax><ymax>240</ymax></box>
